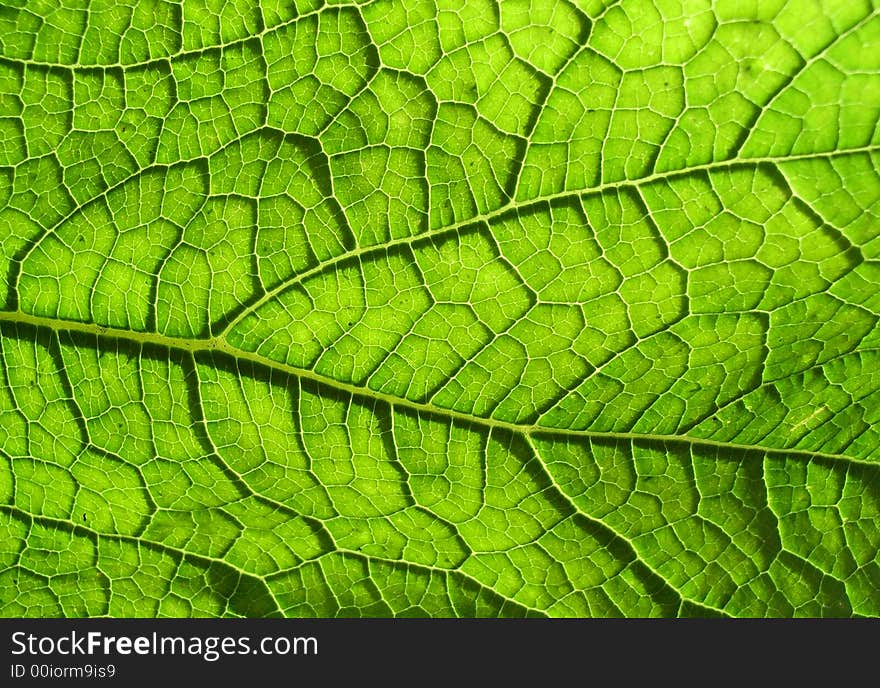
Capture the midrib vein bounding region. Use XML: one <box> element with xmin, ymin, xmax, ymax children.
<box><xmin>1</xmin><ymin>308</ymin><xmax>873</xmax><ymax>468</ymax></box>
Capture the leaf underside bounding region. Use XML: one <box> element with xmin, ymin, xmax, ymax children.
<box><xmin>1</xmin><ymin>0</ymin><xmax>879</xmax><ymax>618</ymax></box>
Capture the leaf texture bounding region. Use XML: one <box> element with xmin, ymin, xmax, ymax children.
<box><xmin>1</xmin><ymin>0</ymin><xmax>879</xmax><ymax>617</ymax></box>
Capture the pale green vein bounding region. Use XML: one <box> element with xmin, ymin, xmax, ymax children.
<box><xmin>0</xmin><ymin>504</ymin><xmax>538</xmax><ymax>617</ymax></box>
<box><xmin>216</xmin><ymin>144</ymin><xmax>880</xmax><ymax>338</ymax></box>
<box><xmin>1</xmin><ymin>308</ymin><xmax>874</xmax><ymax>469</ymax></box>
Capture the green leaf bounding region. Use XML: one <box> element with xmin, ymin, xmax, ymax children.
<box><xmin>1</xmin><ymin>0</ymin><xmax>879</xmax><ymax>618</ymax></box>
